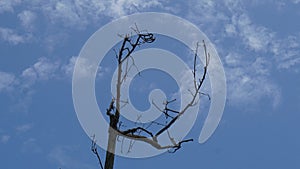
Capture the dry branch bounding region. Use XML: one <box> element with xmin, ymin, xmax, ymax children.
<box><xmin>98</xmin><ymin>28</ymin><xmax>211</xmax><ymax>169</ymax></box>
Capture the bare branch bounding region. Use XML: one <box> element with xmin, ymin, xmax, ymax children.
<box><xmin>154</xmin><ymin>41</ymin><xmax>210</xmax><ymax>138</ymax></box>
<box><xmin>120</xmin><ymin>99</ymin><xmax>129</xmax><ymax>109</ymax></box>
<box><xmin>91</xmin><ymin>135</ymin><xmax>104</xmax><ymax>169</ymax></box>
<box><xmin>200</xmin><ymin>92</ymin><xmax>211</xmax><ymax>100</ymax></box>
<box><xmin>145</xmin><ymin>121</ymin><xmax>167</xmax><ymax>130</ymax></box>
<box><xmin>118</xmin><ymin>33</ymin><xmax>155</xmax><ymax>64</ymax></box>
<box><xmin>168</xmin><ymin>139</ymin><xmax>193</xmax><ymax>153</ymax></box>
<box><xmin>120</xmin><ymin>127</ymin><xmax>154</xmax><ymax>138</ymax></box>
<box><xmin>193</xmin><ymin>42</ymin><xmax>200</xmax><ymax>90</ymax></box>
<box><xmin>118</xmin><ymin>130</ymin><xmax>193</xmax><ymax>151</ymax></box>
<box><xmin>100</xmin><ymin>27</ymin><xmax>212</xmax><ymax>169</ymax></box>
<box><xmin>115</xmin><ymin>41</ymin><xmax>210</xmax><ymax>151</ymax></box>
<box><xmin>152</xmin><ymin>100</ymin><xmax>164</xmax><ymax>113</ymax></box>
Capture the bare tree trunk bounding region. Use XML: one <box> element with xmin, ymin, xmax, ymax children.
<box><xmin>105</xmin><ymin>63</ymin><xmax>122</xmax><ymax>169</ymax></box>
<box><xmin>104</xmin><ymin>126</ymin><xmax>117</xmax><ymax>169</ymax></box>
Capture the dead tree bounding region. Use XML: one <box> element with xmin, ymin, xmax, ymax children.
<box><xmin>91</xmin><ymin>27</ymin><xmax>210</xmax><ymax>169</ymax></box>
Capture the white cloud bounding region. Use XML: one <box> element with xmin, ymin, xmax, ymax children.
<box><xmin>1</xmin><ymin>0</ymin><xmax>166</xmax><ymax>29</ymax></box>
<box><xmin>278</xmin><ymin>58</ymin><xmax>300</xmax><ymax>70</ymax></box>
<box><xmin>70</xmin><ymin>57</ymin><xmax>96</xmax><ymax>79</ymax></box>
<box><xmin>18</xmin><ymin>10</ymin><xmax>37</xmax><ymax>31</ymax></box>
<box><xmin>272</xmin><ymin>35</ymin><xmax>300</xmax><ymax>70</ymax></box>
<box><xmin>39</xmin><ymin>0</ymin><xmax>163</xmax><ymax>29</ymax></box>
<box><xmin>70</xmin><ymin>57</ymin><xmax>107</xmax><ymax>80</ymax></box>
<box><xmin>184</xmin><ymin>0</ymin><xmax>299</xmax><ymax>109</ymax></box>
<box><xmin>21</xmin><ymin>57</ymin><xmax>60</xmax><ymax>88</ymax></box>
<box><xmin>225</xmin><ymin>24</ymin><xmax>237</xmax><ymax>36</ymax></box>
<box><xmin>224</xmin><ymin>52</ymin><xmax>246</xmax><ymax>67</ymax></box>
<box><xmin>224</xmin><ymin>52</ymin><xmax>281</xmax><ymax>108</ymax></box>
<box><xmin>227</xmin><ymin>69</ymin><xmax>280</xmax><ymax>108</ymax></box>
<box><xmin>0</xmin><ymin>71</ymin><xmax>16</xmax><ymax>92</ymax></box>
<box><xmin>21</xmin><ymin>138</ymin><xmax>42</xmax><ymax>154</ymax></box>
<box><xmin>231</xmin><ymin>13</ymin><xmax>275</xmax><ymax>52</ymax></box>
<box><xmin>292</xmin><ymin>0</ymin><xmax>300</xmax><ymax>4</ymax></box>
<box><xmin>187</xmin><ymin>0</ymin><xmax>229</xmax><ymax>31</ymax></box>
<box><xmin>0</xmin><ymin>27</ymin><xmax>27</xmax><ymax>45</ymax></box>
<box><xmin>32</xmin><ymin>58</ymin><xmax>60</xmax><ymax>80</ymax></box>
<box><xmin>1</xmin><ymin>0</ymin><xmax>298</xmax><ymax>113</ymax></box>
<box><xmin>49</xmin><ymin>146</ymin><xmax>96</xmax><ymax>169</ymax></box>
<box><xmin>16</xmin><ymin>124</ymin><xmax>33</xmax><ymax>133</ymax></box>
<box><xmin>21</xmin><ymin>67</ymin><xmax>37</xmax><ymax>87</ymax></box>
<box><xmin>1</xmin><ymin>56</ymin><xmax>75</xmax><ymax>95</ymax></box>
<box><xmin>73</xmin><ymin>0</ymin><xmax>106</xmax><ymax>20</ymax></box>
<box><xmin>0</xmin><ymin>135</ymin><xmax>10</xmax><ymax>144</ymax></box>
<box><xmin>0</xmin><ymin>0</ymin><xmax>21</xmax><ymax>13</ymax></box>
<box><xmin>252</xmin><ymin>57</ymin><xmax>271</xmax><ymax>76</ymax></box>
<box><xmin>43</xmin><ymin>1</ymin><xmax>85</xmax><ymax>28</ymax></box>
<box><xmin>187</xmin><ymin>0</ymin><xmax>281</xmax><ymax>54</ymax></box>
<box><xmin>188</xmin><ymin>0</ymin><xmax>300</xmax><ymax>71</ymax></box>
<box><xmin>0</xmin><ymin>57</ymin><xmax>64</xmax><ymax>112</ymax></box>
<box><xmin>221</xmin><ymin>1</ymin><xmax>300</xmax><ymax>71</ymax></box>
<box><xmin>62</xmin><ymin>56</ymin><xmax>77</xmax><ymax>78</ymax></box>
<box><xmin>12</xmin><ymin>58</ymin><xmax>60</xmax><ymax>111</ymax></box>
<box><xmin>108</xmin><ymin>0</ymin><xmax>162</xmax><ymax>18</ymax></box>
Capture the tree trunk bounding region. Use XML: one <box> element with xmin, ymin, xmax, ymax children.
<box><xmin>104</xmin><ymin>127</ymin><xmax>117</xmax><ymax>169</ymax></box>
<box><xmin>105</xmin><ymin>62</ymin><xmax>122</xmax><ymax>169</ymax></box>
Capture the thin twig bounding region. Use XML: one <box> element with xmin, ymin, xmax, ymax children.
<box><xmin>91</xmin><ymin>135</ymin><xmax>104</xmax><ymax>169</ymax></box>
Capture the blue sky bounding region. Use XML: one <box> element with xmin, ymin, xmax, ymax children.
<box><xmin>1</xmin><ymin>0</ymin><xmax>300</xmax><ymax>169</ymax></box>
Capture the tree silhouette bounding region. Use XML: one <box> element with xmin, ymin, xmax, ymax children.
<box><xmin>91</xmin><ymin>26</ymin><xmax>210</xmax><ymax>169</ymax></box>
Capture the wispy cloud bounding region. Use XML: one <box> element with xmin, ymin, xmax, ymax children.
<box><xmin>231</xmin><ymin>13</ymin><xmax>275</xmax><ymax>52</ymax></box>
<box><xmin>0</xmin><ymin>56</ymin><xmax>76</xmax><ymax>95</ymax></box>
<box><xmin>273</xmin><ymin>35</ymin><xmax>300</xmax><ymax>71</ymax></box>
<box><xmin>0</xmin><ymin>0</ymin><xmax>21</xmax><ymax>13</ymax></box>
<box><xmin>0</xmin><ymin>135</ymin><xmax>10</xmax><ymax>144</ymax></box>
<box><xmin>18</xmin><ymin>10</ymin><xmax>37</xmax><ymax>31</ymax></box>
<box><xmin>10</xmin><ymin>56</ymin><xmax>61</xmax><ymax>111</ymax></box>
<box><xmin>38</xmin><ymin>0</ymin><xmax>163</xmax><ymax>29</ymax></box>
<box><xmin>187</xmin><ymin>0</ymin><xmax>300</xmax><ymax>70</ymax></box>
<box><xmin>68</xmin><ymin>56</ymin><xmax>109</xmax><ymax>80</ymax></box>
<box><xmin>0</xmin><ymin>57</ymin><xmax>71</xmax><ymax>112</ymax></box>
<box><xmin>21</xmin><ymin>138</ymin><xmax>42</xmax><ymax>154</ymax></box>
<box><xmin>222</xmin><ymin>1</ymin><xmax>300</xmax><ymax>71</ymax></box>
<box><xmin>185</xmin><ymin>0</ymin><xmax>300</xmax><ymax>108</ymax></box>
<box><xmin>62</xmin><ymin>56</ymin><xmax>78</xmax><ymax>78</ymax></box>
<box><xmin>187</xmin><ymin>0</ymin><xmax>229</xmax><ymax>35</ymax></box>
<box><xmin>0</xmin><ymin>71</ymin><xmax>16</xmax><ymax>92</ymax></box>
<box><xmin>107</xmin><ymin>0</ymin><xmax>162</xmax><ymax>18</ymax></box>
<box><xmin>224</xmin><ymin>52</ymin><xmax>281</xmax><ymax>108</ymax></box>
<box><xmin>0</xmin><ymin>27</ymin><xmax>30</xmax><ymax>45</ymax></box>
<box><xmin>43</xmin><ymin>1</ymin><xmax>90</xmax><ymax>29</ymax></box>
<box><xmin>49</xmin><ymin>146</ymin><xmax>97</xmax><ymax>169</ymax></box>
<box><xmin>15</xmin><ymin>123</ymin><xmax>33</xmax><ymax>133</ymax></box>
<box><xmin>1</xmin><ymin>0</ymin><xmax>299</xmax><ymax>111</ymax></box>
<box><xmin>292</xmin><ymin>0</ymin><xmax>300</xmax><ymax>4</ymax></box>
<box><xmin>21</xmin><ymin>57</ymin><xmax>60</xmax><ymax>85</ymax></box>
